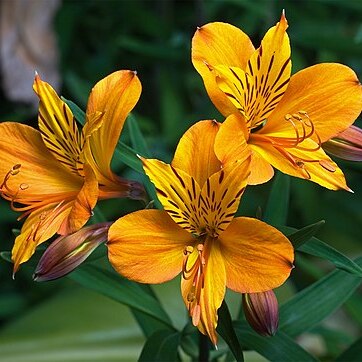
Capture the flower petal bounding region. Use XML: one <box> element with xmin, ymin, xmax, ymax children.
<box><xmin>0</xmin><ymin>122</ymin><xmax>82</xmax><ymax>198</ymax></box>
<box><xmin>85</xmin><ymin>70</ymin><xmax>141</xmax><ymax>181</ymax></box>
<box><xmin>172</xmin><ymin>120</ymin><xmax>221</xmax><ymax>185</ymax></box>
<box><xmin>192</xmin><ymin>22</ymin><xmax>255</xmax><ymax>116</ymax></box>
<box><xmin>12</xmin><ymin>202</ymin><xmax>72</xmax><ymax>273</ymax></box>
<box><xmin>181</xmin><ymin>240</ymin><xmax>226</xmax><ymax>345</ymax></box>
<box><xmin>58</xmin><ymin>164</ymin><xmax>99</xmax><ymax>235</ymax></box>
<box><xmin>33</xmin><ymin>74</ymin><xmax>84</xmax><ymax>176</ymax></box>
<box><xmin>249</xmin><ymin>137</ymin><xmax>350</xmax><ymax>190</ymax></box>
<box><xmin>142</xmin><ymin>158</ymin><xmax>202</xmax><ymax>234</ymax></box>
<box><xmin>214</xmin><ymin>114</ymin><xmax>272</xmax><ymax>185</ymax></box>
<box><xmin>219</xmin><ymin>217</ymin><xmax>294</xmax><ymax>293</ymax></box>
<box><xmin>200</xmin><ymin>159</ymin><xmax>250</xmax><ymax>235</ymax></box>
<box><xmin>263</xmin><ymin>63</ymin><xmax>362</xmax><ymax>142</ymax></box>
<box><xmin>107</xmin><ymin>209</ymin><xmax>193</xmax><ymax>283</ymax></box>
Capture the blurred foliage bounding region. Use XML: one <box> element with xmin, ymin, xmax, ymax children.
<box><xmin>0</xmin><ymin>0</ymin><xmax>361</xmax><ymax>361</ymax></box>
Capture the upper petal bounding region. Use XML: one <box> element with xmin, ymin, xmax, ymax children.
<box><xmin>172</xmin><ymin>120</ymin><xmax>222</xmax><ymax>185</ymax></box>
<box><xmin>85</xmin><ymin>70</ymin><xmax>141</xmax><ymax>180</ymax></box>
<box><xmin>263</xmin><ymin>63</ymin><xmax>362</xmax><ymax>142</ymax></box>
<box><xmin>107</xmin><ymin>209</ymin><xmax>193</xmax><ymax>283</ymax></box>
<box><xmin>142</xmin><ymin>158</ymin><xmax>202</xmax><ymax>234</ymax></box>
<box><xmin>192</xmin><ymin>22</ymin><xmax>255</xmax><ymax>116</ymax></box>
<box><xmin>219</xmin><ymin>217</ymin><xmax>294</xmax><ymax>293</ymax></box>
<box><xmin>33</xmin><ymin>74</ymin><xmax>84</xmax><ymax>176</ymax></box>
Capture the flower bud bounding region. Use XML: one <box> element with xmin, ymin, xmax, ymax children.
<box><xmin>323</xmin><ymin>125</ymin><xmax>362</xmax><ymax>161</ymax></box>
<box><xmin>242</xmin><ymin>290</ymin><xmax>279</xmax><ymax>337</ymax></box>
<box><xmin>33</xmin><ymin>222</ymin><xmax>111</xmax><ymax>282</ymax></box>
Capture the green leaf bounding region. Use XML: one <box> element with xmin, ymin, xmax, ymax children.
<box><xmin>281</xmin><ymin>225</ymin><xmax>362</xmax><ymax>276</ymax></box>
<box><xmin>234</xmin><ymin>323</ymin><xmax>318</xmax><ymax>362</ymax></box>
<box><xmin>335</xmin><ymin>336</ymin><xmax>362</xmax><ymax>362</ymax></box>
<box><xmin>69</xmin><ymin>264</ymin><xmax>175</xmax><ymax>331</ymax></box>
<box><xmin>280</xmin><ymin>221</ymin><xmax>325</xmax><ymax>249</ymax></box>
<box><xmin>127</xmin><ymin>114</ymin><xmax>151</xmax><ymax>158</ymax></box>
<box><xmin>263</xmin><ymin>172</ymin><xmax>290</xmax><ymax>225</ymax></box>
<box><xmin>139</xmin><ymin>329</ymin><xmax>181</xmax><ymax>362</ymax></box>
<box><xmin>63</xmin><ymin>97</ymin><xmax>86</xmax><ymax>125</ymax></box>
<box><xmin>279</xmin><ymin>256</ymin><xmax>362</xmax><ymax>337</ymax></box>
<box><xmin>217</xmin><ymin>301</ymin><xmax>244</xmax><ymax>362</ymax></box>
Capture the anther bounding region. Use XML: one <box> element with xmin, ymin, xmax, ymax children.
<box><xmin>319</xmin><ymin>160</ymin><xmax>336</xmax><ymax>172</ymax></box>
<box><xmin>19</xmin><ymin>183</ymin><xmax>29</xmax><ymax>190</ymax></box>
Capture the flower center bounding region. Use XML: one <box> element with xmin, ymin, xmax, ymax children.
<box><xmin>182</xmin><ymin>242</ymin><xmax>206</xmax><ymax>326</ymax></box>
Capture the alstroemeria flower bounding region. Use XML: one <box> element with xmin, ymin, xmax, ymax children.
<box><xmin>0</xmin><ymin>70</ymin><xmax>144</xmax><ymax>273</ymax></box>
<box><xmin>107</xmin><ymin>120</ymin><xmax>294</xmax><ymax>345</ymax></box>
<box><xmin>192</xmin><ymin>14</ymin><xmax>362</xmax><ymax>190</ymax></box>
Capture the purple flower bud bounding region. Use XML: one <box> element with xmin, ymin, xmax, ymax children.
<box><xmin>33</xmin><ymin>222</ymin><xmax>111</xmax><ymax>282</ymax></box>
<box><xmin>242</xmin><ymin>290</ymin><xmax>279</xmax><ymax>337</ymax></box>
<box><xmin>323</xmin><ymin>125</ymin><xmax>362</xmax><ymax>162</ymax></box>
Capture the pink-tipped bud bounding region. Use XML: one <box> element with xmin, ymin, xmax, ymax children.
<box><xmin>242</xmin><ymin>290</ymin><xmax>279</xmax><ymax>337</ymax></box>
<box><xmin>323</xmin><ymin>125</ymin><xmax>362</xmax><ymax>162</ymax></box>
<box><xmin>33</xmin><ymin>223</ymin><xmax>111</xmax><ymax>282</ymax></box>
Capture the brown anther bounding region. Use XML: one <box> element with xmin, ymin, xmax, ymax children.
<box><xmin>284</xmin><ymin>114</ymin><xmax>292</xmax><ymax>121</ymax></box>
<box><xmin>319</xmin><ymin>160</ymin><xmax>336</xmax><ymax>172</ymax></box>
<box><xmin>298</xmin><ymin>110</ymin><xmax>308</xmax><ymax>116</ymax></box>
<box><xmin>184</xmin><ymin>245</ymin><xmax>194</xmax><ymax>255</ymax></box>
<box><xmin>292</xmin><ymin>114</ymin><xmax>302</xmax><ymax>121</ymax></box>
<box><xmin>295</xmin><ymin>159</ymin><xmax>304</xmax><ymax>168</ymax></box>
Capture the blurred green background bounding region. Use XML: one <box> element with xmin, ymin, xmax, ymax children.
<box><xmin>0</xmin><ymin>0</ymin><xmax>361</xmax><ymax>361</ymax></box>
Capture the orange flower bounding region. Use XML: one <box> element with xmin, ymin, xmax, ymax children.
<box><xmin>192</xmin><ymin>13</ymin><xmax>362</xmax><ymax>190</ymax></box>
<box><xmin>0</xmin><ymin>70</ymin><xmax>144</xmax><ymax>273</ymax></box>
<box><xmin>107</xmin><ymin>120</ymin><xmax>294</xmax><ymax>345</ymax></box>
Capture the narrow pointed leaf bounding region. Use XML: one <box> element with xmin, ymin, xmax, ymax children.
<box><xmin>69</xmin><ymin>264</ymin><xmax>175</xmax><ymax>330</ymax></box>
<box><xmin>279</xmin><ymin>256</ymin><xmax>362</xmax><ymax>337</ymax></box>
<box><xmin>217</xmin><ymin>301</ymin><xmax>244</xmax><ymax>362</ymax></box>
<box><xmin>139</xmin><ymin>329</ymin><xmax>181</xmax><ymax>362</ymax></box>
<box><xmin>127</xmin><ymin>114</ymin><xmax>151</xmax><ymax>157</ymax></box>
<box><xmin>280</xmin><ymin>225</ymin><xmax>362</xmax><ymax>276</ymax></box>
<box><xmin>234</xmin><ymin>323</ymin><xmax>318</xmax><ymax>362</ymax></box>
<box><xmin>280</xmin><ymin>221</ymin><xmax>325</xmax><ymax>249</ymax></box>
<box><xmin>263</xmin><ymin>172</ymin><xmax>290</xmax><ymax>225</ymax></box>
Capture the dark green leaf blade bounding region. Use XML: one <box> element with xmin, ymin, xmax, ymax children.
<box><xmin>234</xmin><ymin>323</ymin><xmax>317</xmax><ymax>362</ymax></box>
<box><xmin>279</xmin><ymin>256</ymin><xmax>362</xmax><ymax>337</ymax></box>
<box><xmin>335</xmin><ymin>336</ymin><xmax>362</xmax><ymax>362</ymax></box>
<box><xmin>69</xmin><ymin>264</ymin><xmax>174</xmax><ymax>331</ymax></box>
<box><xmin>217</xmin><ymin>301</ymin><xmax>244</xmax><ymax>362</ymax></box>
<box><xmin>263</xmin><ymin>172</ymin><xmax>290</xmax><ymax>225</ymax></box>
<box><xmin>127</xmin><ymin>113</ymin><xmax>151</xmax><ymax>158</ymax></box>
<box><xmin>279</xmin><ymin>221</ymin><xmax>325</xmax><ymax>249</ymax></box>
<box><xmin>281</xmin><ymin>225</ymin><xmax>362</xmax><ymax>276</ymax></box>
<box><xmin>139</xmin><ymin>329</ymin><xmax>181</xmax><ymax>362</ymax></box>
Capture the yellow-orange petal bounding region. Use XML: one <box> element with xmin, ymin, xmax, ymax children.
<box><xmin>33</xmin><ymin>74</ymin><xmax>84</xmax><ymax>175</ymax></box>
<box><xmin>11</xmin><ymin>202</ymin><xmax>72</xmax><ymax>273</ymax></box>
<box><xmin>214</xmin><ymin>113</ymin><xmax>250</xmax><ymax>165</ymax></box>
<box><xmin>200</xmin><ymin>159</ymin><xmax>250</xmax><ymax>235</ymax></box>
<box><xmin>107</xmin><ymin>209</ymin><xmax>193</xmax><ymax>283</ymax></box>
<box><xmin>250</xmin><ymin>137</ymin><xmax>349</xmax><ymax>191</ymax></box>
<box><xmin>141</xmin><ymin>158</ymin><xmax>202</xmax><ymax>233</ymax></box>
<box><xmin>85</xmin><ymin>70</ymin><xmax>141</xmax><ymax>181</ymax></box>
<box><xmin>181</xmin><ymin>240</ymin><xmax>226</xmax><ymax>345</ymax></box>
<box><xmin>58</xmin><ymin>164</ymin><xmax>99</xmax><ymax>235</ymax></box>
<box><xmin>0</xmin><ymin>122</ymin><xmax>82</xmax><ymax>197</ymax></box>
<box><xmin>263</xmin><ymin>63</ymin><xmax>362</xmax><ymax>142</ymax></box>
<box><xmin>192</xmin><ymin>22</ymin><xmax>255</xmax><ymax>116</ymax></box>
<box><xmin>172</xmin><ymin>120</ymin><xmax>221</xmax><ymax>185</ymax></box>
<box><xmin>219</xmin><ymin>217</ymin><xmax>294</xmax><ymax>293</ymax></box>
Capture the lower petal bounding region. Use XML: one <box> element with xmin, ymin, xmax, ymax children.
<box><xmin>12</xmin><ymin>203</ymin><xmax>72</xmax><ymax>273</ymax></box>
<box><xmin>107</xmin><ymin>209</ymin><xmax>193</xmax><ymax>284</ymax></box>
<box><xmin>250</xmin><ymin>137</ymin><xmax>350</xmax><ymax>191</ymax></box>
<box><xmin>181</xmin><ymin>240</ymin><xmax>226</xmax><ymax>345</ymax></box>
<box><xmin>219</xmin><ymin>217</ymin><xmax>294</xmax><ymax>293</ymax></box>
